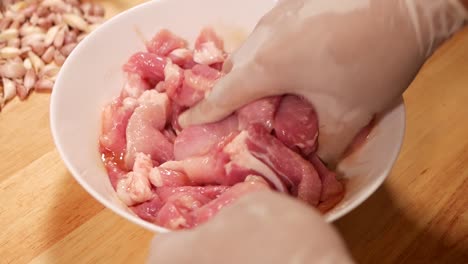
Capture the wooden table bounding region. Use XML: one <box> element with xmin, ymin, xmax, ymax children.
<box><xmin>1</xmin><ymin>2</ymin><xmax>467</xmax><ymax>263</ymax></box>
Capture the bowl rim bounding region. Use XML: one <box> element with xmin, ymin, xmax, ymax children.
<box><xmin>50</xmin><ymin>0</ymin><xmax>407</xmax><ymax>233</ymax></box>
<box><xmin>325</xmin><ymin>100</ymin><xmax>406</xmax><ymax>222</ymax></box>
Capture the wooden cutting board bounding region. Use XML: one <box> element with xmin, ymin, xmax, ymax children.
<box><xmin>1</xmin><ymin>1</ymin><xmax>467</xmax><ymax>263</ymax></box>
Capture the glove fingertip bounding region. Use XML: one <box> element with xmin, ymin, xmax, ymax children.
<box><xmin>178</xmin><ymin>98</ymin><xmax>233</xmax><ymax>128</ymax></box>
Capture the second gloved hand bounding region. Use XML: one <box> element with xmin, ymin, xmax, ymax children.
<box><xmin>147</xmin><ymin>191</ymin><xmax>355</xmax><ymax>264</ymax></box>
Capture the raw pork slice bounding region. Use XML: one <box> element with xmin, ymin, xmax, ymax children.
<box><xmin>103</xmin><ymin>157</ymin><xmax>127</xmax><ymax>190</ymax></box>
<box><xmin>173</xmin><ymin>115</ymin><xmax>239</xmax><ymax>160</ymax></box>
<box><xmin>125</xmin><ymin>91</ymin><xmax>173</xmax><ymax>168</ymax></box>
<box><xmin>146</xmin><ymin>29</ymin><xmax>187</xmax><ymax>56</ymax></box>
<box><xmin>121</xmin><ymin>73</ymin><xmax>152</xmax><ymax>99</ymax></box>
<box><xmin>149</xmin><ymin>167</ymin><xmax>191</xmax><ymax>187</ymax></box>
<box><xmin>159</xmin><ymin>150</ymin><xmax>230</xmax><ymax>185</ymax></box>
<box><xmin>274</xmin><ymin>95</ymin><xmax>319</xmax><ymax>155</ymax></box>
<box><xmin>100</xmin><ymin>97</ymin><xmax>135</xmax><ymax>155</ymax></box>
<box><xmin>168</xmin><ymin>48</ymin><xmax>195</xmax><ymax>69</ymax></box>
<box><xmin>166</xmin><ymin>64</ymin><xmax>222</xmax><ymax>107</ymax></box>
<box><xmin>116</xmin><ymin>153</ymin><xmax>154</xmax><ymax>206</ymax></box>
<box><xmin>309</xmin><ymin>155</ymin><xmax>344</xmax><ymax>212</ymax></box>
<box><xmin>223</xmin><ymin>131</ymin><xmax>287</xmax><ymax>191</ymax></box>
<box><xmin>238</xmin><ymin>96</ymin><xmax>281</xmax><ymax>131</ymax></box>
<box><xmin>123</xmin><ymin>52</ymin><xmax>166</xmax><ymax>87</ymax></box>
<box><xmin>156</xmin><ymin>186</ymin><xmax>229</xmax><ymax>201</ymax></box>
<box><xmin>245</xmin><ymin>125</ymin><xmax>322</xmax><ymax>206</ymax></box>
<box><xmin>193</xmin><ymin>28</ymin><xmax>225</xmax><ymax>65</ymax></box>
<box><xmin>155</xmin><ymin>185</ymin><xmax>229</xmax><ymax>229</ymax></box>
<box><xmin>192</xmin><ymin>176</ymin><xmax>270</xmax><ymax>226</ymax></box>
<box><xmin>131</xmin><ymin>196</ymin><xmax>164</xmax><ymax>222</ymax></box>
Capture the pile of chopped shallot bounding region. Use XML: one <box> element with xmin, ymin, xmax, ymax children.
<box><xmin>0</xmin><ymin>0</ymin><xmax>105</xmax><ymax>111</ymax></box>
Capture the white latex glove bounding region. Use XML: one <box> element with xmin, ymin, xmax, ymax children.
<box><xmin>179</xmin><ymin>0</ymin><xmax>468</xmax><ymax>165</ymax></box>
<box><xmin>147</xmin><ymin>191</ymin><xmax>355</xmax><ymax>264</ymax></box>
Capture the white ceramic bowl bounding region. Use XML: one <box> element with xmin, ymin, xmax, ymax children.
<box><xmin>50</xmin><ymin>0</ymin><xmax>406</xmax><ymax>233</ymax></box>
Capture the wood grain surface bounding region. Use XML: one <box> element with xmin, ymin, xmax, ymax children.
<box><xmin>1</xmin><ymin>1</ymin><xmax>467</xmax><ymax>263</ymax></box>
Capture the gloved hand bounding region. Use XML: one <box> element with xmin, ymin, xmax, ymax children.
<box><xmin>147</xmin><ymin>191</ymin><xmax>355</xmax><ymax>264</ymax></box>
<box><xmin>179</xmin><ymin>0</ymin><xmax>468</xmax><ymax>165</ymax></box>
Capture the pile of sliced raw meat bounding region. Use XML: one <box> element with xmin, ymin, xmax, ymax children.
<box><xmin>99</xmin><ymin>28</ymin><xmax>345</xmax><ymax>230</ymax></box>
